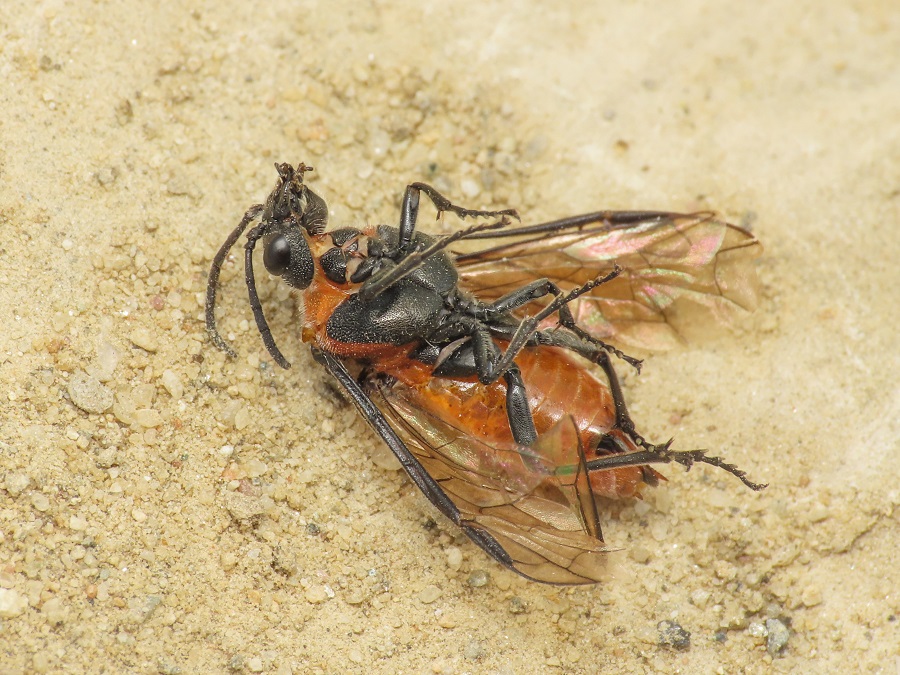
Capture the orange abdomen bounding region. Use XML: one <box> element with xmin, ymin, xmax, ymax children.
<box><xmin>386</xmin><ymin>347</ymin><xmax>654</xmax><ymax>500</ymax></box>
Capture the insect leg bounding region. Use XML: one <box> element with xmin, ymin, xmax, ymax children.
<box><xmin>473</xmin><ymin>279</ymin><xmax>566</xmax><ymax>319</ymax></box>
<box><xmin>585</xmin><ymin>440</ymin><xmax>768</xmax><ymax>491</ymax></box>
<box><xmin>490</xmin><ymin>267</ymin><xmax>623</xmax><ymax>380</ymax></box>
<box><xmin>525</xmin><ymin>328</ymin><xmax>640</xmax><ymax>434</ymax></box>
<box><xmin>396</xmin><ymin>185</ymin><xmax>421</xmax><ymax>252</ymax></box>
<box><xmin>358</xmin><ymin>217</ymin><xmax>511</xmax><ymax>303</ymax></box>
<box><xmin>554</xmin><ymin>306</ymin><xmax>642</xmax><ymax>372</ymax></box>
<box><xmin>503</xmin><ymin>365</ymin><xmax>538</xmax><ymax>446</ymax></box>
<box><xmin>311</xmin><ymin>348</ymin><xmax>521</xmax><ymax>570</ymax></box>
<box><xmin>428</xmin><ymin>318</ymin><xmax>539</xmax><ymax>446</ymax></box>
<box><xmin>397</xmin><ymin>182</ymin><xmax>519</xmax><ymax>260</ymax></box>
<box><xmin>408</xmin><ymin>182</ymin><xmax>519</xmax><ymax>223</ymax></box>
<box><xmin>363</xmin><ymin>184</ymin><xmax>524</xmax><ymax>301</ymax></box>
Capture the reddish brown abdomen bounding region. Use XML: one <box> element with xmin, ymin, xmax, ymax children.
<box><xmin>387</xmin><ymin>347</ymin><xmax>655</xmax><ymax>500</ymax></box>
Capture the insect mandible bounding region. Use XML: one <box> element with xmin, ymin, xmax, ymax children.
<box><xmin>206</xmin><ymin>162</ymin><xmax>765</xmax><ymax>584</ymax></box>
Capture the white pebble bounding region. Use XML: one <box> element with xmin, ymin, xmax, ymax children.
<box><xmin>460</xmin><ymin>178</ymin><xmax>480</xmax><ymax>198</ymax></box>
<box><xmin>31</xmin><ymin>492</ymin><xmax>51</xmax><ymax>512</ymax></box>
<box><xmin>160</xmin><ymin>369</ymin><xmax>184</xmax><ymax>399</ymax></box>
<box><xmin>0</xmin><ymin>588</ymin><xmax>27</xmax><ymax>618</ymax></box>
<box><xmin>419</xmin><ymin>584</ymin><xmax>442</xmax><ymax>603</ymax></box>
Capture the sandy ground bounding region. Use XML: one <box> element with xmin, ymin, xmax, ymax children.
<box><xmin>1</xmin><ymin>1</ymin><xmax>898</xmax><ymax>673</ymax></box>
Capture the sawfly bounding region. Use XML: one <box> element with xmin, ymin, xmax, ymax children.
<box><xmin>206</xmin><ymin>162</ymin><xmax>765</xmax><ymax>584</ymax></box>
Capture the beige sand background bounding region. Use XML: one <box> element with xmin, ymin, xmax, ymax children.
<box><xmin>1</xmin><ymin>1</ymin><xmax>898</xmax><ymax>673</ymax></box>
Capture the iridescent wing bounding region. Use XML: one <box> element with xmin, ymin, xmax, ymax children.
<box><xmin>369</xmin><ymin>377</ymin><xmax>614</xmax><ymax>585</ymax></box>
<box><xmin>454</xmin><ymin>211</ymin><xmax>761</xmax><ymax>351</ymax></box>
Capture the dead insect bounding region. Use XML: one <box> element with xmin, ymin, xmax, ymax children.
<box><xmin>206</xmin><ymin>162</ymin><xmax>765</xmax><ymax>584</ymax></box>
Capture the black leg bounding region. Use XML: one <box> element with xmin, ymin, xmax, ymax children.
<box><xmin>503</xmin><ymin>365</ymin><xmax>538</xmax><ymax>446</ymax></box>
<box><xmin>475</xmin><ymin>279</ymin><xmax>562</xmax><ymax>319</ymax></box>
<box><xmin>483</xmin><ymin>322</ymin><xmax>643</xmax><ymax>444</ymax></box>
<box><xmin>489</xmin><ymin>267</ymin><xmax>623</xmax><ymax>380</ymax></box>
<box><xmin>397</xmin><ymin>185</ymin><xmax>421</xmax><ymax>252</ymax></box>
<box><xmin>409</xmin><ymin>182</ymin><xmax>519</xmax><ymax>222</ymax></box>
<box><xmin>358</xmin><ymin>217</ymin><xmax>511</xmax><ymax>303</ymax></box>
<box><xmin>312</xmin><ymin>348</ymin><xmax>521</xmax><ymax>568</ymax></box>
<box><xmin>584</xmin><ymin>441</ymin><xmax>768</xmax><ymax>492</ymax></box>
<box><xmin>425</xmin><ymin>317</ymin><xmax>541</xmax><ymax>448</ymax></box>
<box><xmin>397</xmin><ymin>182</ymin><xmax>519</xmax><ymax>257</ymax></box>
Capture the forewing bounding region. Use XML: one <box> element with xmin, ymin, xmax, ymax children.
<box><xmin>371</xmin><ymin>380</ymin><xmax>612</xmax><ymax>585</ymax></box>
<box><xmin>455</xmin><ymin>212</ymin><xmax>761</xmax><ymax>351</ymax></box>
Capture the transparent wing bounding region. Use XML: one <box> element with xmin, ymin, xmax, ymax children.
<box><xmin>371</xmin><ymin>379</ymin><xmax>613</xmax><ymax>585</ymax></box>
<box><xmin>454</xmin><ymin>211</ymin><xmax>761</xmax><ymax>351</ymax></box>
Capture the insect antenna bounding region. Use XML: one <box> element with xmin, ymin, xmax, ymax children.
<box><xmin>359</xmin><ymin>217</ymin><xmax>513</xmax><ymax>302</ymax></box>
<box><xmin>206</xmin><ymin>203</ymin><xmax>264</xmax><ymax>357</ymax></box>
<box><xmin>244</xmin><ymin>222</ymin><xmax>291</xmax><ymax>369</ymax></box>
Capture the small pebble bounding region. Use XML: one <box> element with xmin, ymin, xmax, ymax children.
<box><xmin>223</xmin><ymin>492</ymin><xmax>267</xmax><ymax>522</ymax></box>
<box><xmin>345</xmin><ymin>590</ymin><xmax>365</xmax><ymax>606</ymax></box>
<box><xmin>245</xmin><ymin>459</ymin><xmax>268</xmax><ymax>478</ymax></box>
<box><xmin>463</xmin><ymin>639</ymin><xmax>485</xmax><ymax>660</ymax></box>
<box><xmin>0</xmin><ymin>588</ymin><xmax>28</xmax><ymax>618</ymax></box>
<box><xmin>68</xmin><ymin>370</ymin><xmax>114</xmax><ymax>414</ymax></box>
<box><xmin>446</xmin><ymin>547</ymin><xmax>463</xmax><ymax>571</ymax></box>
<box><xmin>418</xmin><ymin>584</ymin><xmax>442</xmax><ymax>604</ymax></box>
<box><xmin>160</xmin><ymin>369</ymin><xmax>184</xmax><ymax>399</ymax></box>
<box><xmin>96</xmin><ymin>167</ymin><xmax>118</xmax><ymax>186</ymax></box>
<box><xmin>157</xmin><ymin>658</ymin><xmax>181</xmax><ymax>675</ymax></box>
<box><xmin>129</xmin><ymin>595</ymin><xmax>162</xmax><ymax>624</ymax></box>
<box><xmin>69</xmin><ymin>515</ymin><xmax>88</xmax><ymax>531</ymax></box>
<box><xmin>132</xmin><ymin>383</ymin><xmax>157</xmax><ymax>408</ymax></box>
<box><xmin>467</xmin><ymin>570</ymin><xmax>489</xmax><ymax>587</ymax></box>
<box><xmin>460</xmin><ymin>178</ymin><xmax>480</xmax><ymax>198</ymax></box>
<box><xmin>657</xmin><ymin>620</ymin><xmax>691</xmax><ymax>651</ymax></box>
<box><xmin>95</xmin><ymin>447</ymin><xmax>118</xmax><ymax>468</ymax></box>
<box><xmin>31</xmin><ymin>492</ymin><xmax>51</xmax><ymax>512</ymax></box>
<box><xmin>32</xmin><ymin>651</ymin><xmax>52</xmax><ymax>673</ymax></box>
<box><xmin>437</xmin><ymin>613</ymin><xmax>457</xmax><ymax>629</ymax></box>
<box><xmin>42</xmin><ymin>596</ymin><xmax>67</xmax><ymax>624</ymax></box>
<box><xmin>630</xmin><ymin>545</ymin><xmax>652</xmax><ymax>563</ymax></box>
<box><xmin>234</xmin><ymin>407</ymin><xmax>251</xmax><ymax>430</ymax></box>
<box><xmin>690</xmin><ymin>589</ymin><xmax>710</xmax><ymax>609</ymax></box>
<box><xmin>129</xmin><ymin>328</ymin><xmax>159</xmax><ymax>353</ymax></box>
<box><xmin>748</xmin><ymin>621</ymin><xmax>768</xmax><ymax>638</ymax></box>
<box><xmin>133</xmin><ymin>408</ymin><xmax>163</xmax><ymax>428</ymax></box>
<box><xmin>305</xmin><ymin>585</ymin><xmax>328</xmax><ymax>604</ymax></box>
<box><xmin>801</xmin><ymin>584</ymin><xmax>823</xmax><ymax>607</ymax></box>
<box><xmin>5</xmin><ymin>471</ymin><xmax>31</xmax><ymax>497</ymax></box>
<box><xmin>714</xmin><ymin>560</ymin><xmax>737</xmax><ymax>581</ymax></box>
<box><xmin>766</xmin><ymin>618</ymin><xmax>790</xmax><ymax>656</ymax></box>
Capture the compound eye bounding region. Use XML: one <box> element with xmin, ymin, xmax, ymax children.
<box><xmin>263</xmin><ymin>234</ymin><xmax>291</xmax><ymax>276</ymax></box>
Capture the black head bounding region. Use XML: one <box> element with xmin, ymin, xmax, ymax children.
<box><xmin>205</xmin><ymin>162</ymin><xmax>329</xmax><ymax>370</ymax></box>
<box><xmin>264</xmin><ymin>162</ymin><xmax>329</xmax><ymax>235</ymax></box>
<box><xmin>260</xmin><ymin>162</ymin><xmax>328</xmax><ymax>290</ymax></box>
